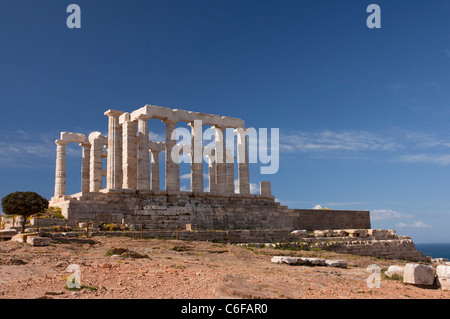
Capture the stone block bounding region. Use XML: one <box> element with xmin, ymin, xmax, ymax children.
<box><xmin>325</xmin><ymin>259</ymin><xmax>348</xmax><ymax>268</ymax></box>
<box><xmin>384</xmin><ymin>265</ymin><xmax>404</xmax><ymax>278</ymax></box>
<box><xmin>26</xmin><ymin>236</ymin><xmax>52</xmax><ymax>247</ymax></box>
<box><xmin>403</xmin><ymin>263</ymin><xmax>436</xmax><ymax>286</ymax></box>
<box><xmin>300</xmin><ymin>257</ymin><xmax>326</xmax><ymax>266</ymax></box>
<box><xmin>436</xmin><ymin>265</ymin><xmax>450</xmax><ymax>291</ymax></box>
<box><xmin>11</xmin><ymin>232</ymin><xmax>38</xmax><ymax>243</ymax></box>
<box><xmin>0</xmin><ymin>229</ymin><xmax>17</xmax><ymax>239</ymax></box>
<box><xmin>271</xmin><ymin>256</ymin><xmax>306</xmax><ymax>265</ymax></box>
<box><xmin>291</xmin><ymin>230</ymin><xmax>308</xmax><ymax>235</ymax></box>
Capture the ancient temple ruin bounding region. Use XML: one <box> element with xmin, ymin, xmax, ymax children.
<box><xmin>49</xmin><ymin>104</ymin><xmax>371</xmax><ymax>231</ymax></box>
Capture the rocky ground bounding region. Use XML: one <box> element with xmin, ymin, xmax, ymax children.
<box><xmin>0</xmin><ymin>235</ymin><xmax>448</xmax><ymax>299</ymax></box>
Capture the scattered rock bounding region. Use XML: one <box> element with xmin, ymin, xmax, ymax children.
<box><xmin>0</xmin><ymin>229</ymin><xmax>17</xmax><ymax>239</ymax></box>
<box><xmin>11</xmin><ymin>233</ymin><xmax>38</xmax><ymax>243</ymax></box>
<box><xmin>403</xmin><ymin>263</ymin><xmax>436</xmax><ymax>286</ymax></box>
<box><xmin>325</xmin><ymin>260</ymin><xmax>348</xmax><ymax>268</ymax></box>
<box><xmin>291</xmin><ymin>230</ymin><xmax>308</xmax><ymax>235</ymax></box>
<box><xmin>384</xmin><ymin>265</ymin><xmax>404</xmax><ymax>278</ymax></box>
<box><xmin>300</xmin><ymin>257</ymin><xmax>326</xmax><ymax>266</ymax></box>
<box><xmin>271</xmin><ymin>256</ymin><xmax>305</xmax><ymax>265</ymax></box>
<box><xmin>436</xmin><ymin>265</ymin><xmax>450</xmax><ymax>291</ymax></box>
<box><xmin>3</xmin><ymin>258</ymin><xmax>27</xmax><ymax>265</ymax></box>
<box><xmin>121</xmin><ymin>251</ymin><xmax>148</xmax><ymax>259</ymax></box>
<box><xmin>108</xmin><ymin>247</ymin><xmax>129</xmax><ymax>255</ymax></box>
<box><xmin>26</xmin><ymin>236</ymin><xmax>52</xmax><ymax>247</ymax></box>
<box><xmin>432</xmin><ymin>258</ymin><xmax>449</xmax><ymax>264</ymax></box>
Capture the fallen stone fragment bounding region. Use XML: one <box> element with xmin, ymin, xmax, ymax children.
<box><xmin>403</xmin><ymin>263</ymin><xmax>436</xmax><ymax>286</ymax></box>
<box><xmin>436</xmin><ymin>265</ymin><xmax>450</xmax><ymax>291</ymax></box>
<box><xmin>325</xmin><ymin>260</ymin><xmax>348</xmax><ymax>268</ymax></box>
<box><xmin>300</xmin><ymin>257</ymin><xmax>326</xmax><ymax>266</ymax></box>
<box><xmin>0</xmin><ymin>229</ymin><xmax>17</xmax><ymax>239</ymax></box>
<box><xmin>121</xmin><ymin>251</ymin><xmax>148</xmax><ymax>259</ymax></box>
<box><xmin>11</xmin><ymin>233</ymin><xmax>38</xmax><ymax>243</ymax></box>
<box><xmin>26</xmin><ymin>236</ymin><xmax>52</xmax><ymax>247</ymax></box>
<box><xmin>3</xmin><ymin>258</ymin><xmax>27</xmax><ymax>265</ymax></box>
<box><xmin>384</xmin><ymin>265</ymin><xmax>404</xmax><ymax>278</ymax></box>
<box><xmin>291</xmin><ymin>230</ymin><xmax>308</xmax><ymax>235</ymax></box>
<box><xmin>271</xmin><ymin>256</ymin><xmax>306</xmax><ymax>265</ymax></box>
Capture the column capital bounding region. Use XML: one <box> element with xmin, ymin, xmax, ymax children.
<box><xmin>55</xmin><ymin>139</ymin><xmax>68</xmax><ymax>146</ymax></box>
<box><xmin>104</xmin><ymin>109</ymin><xmax>124</xmax><ymax>117</ymax></box>
<box><xmin>79</xmin><ymin>142</ymin><xmax>91</xmax><ymax>148</ymax></box>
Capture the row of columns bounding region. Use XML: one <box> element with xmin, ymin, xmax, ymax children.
<box><xmin>54</xmin><ymin>111</ymin><xmax>251</xmax><ymax>198</ymax></box>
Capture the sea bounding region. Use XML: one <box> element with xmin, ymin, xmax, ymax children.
<box><xmin>415</xmin><ymin>243</ymin><xmax>450</xmax><ymax>260</ymax></box>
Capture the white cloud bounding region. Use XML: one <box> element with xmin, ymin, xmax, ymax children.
<box><xmin>370</xmin><ymin>209</ymin><xmax>411</xmax><ymax>221</ymax></box>
<box><xmin>313</xmin><ymin>205</ymin><xmax>323</xmax><ymax>210</ymax></box>
<box><xmin>396</xmin><ymin>221</ymin><xmax>433</xmax><ymax>228</ymax></box>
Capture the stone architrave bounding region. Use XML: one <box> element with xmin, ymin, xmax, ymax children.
<box><xmin>121</xmin><ymin>114</ymin><xmax>138</xmax><ymax>189</ymax></box>
<box><xmin>137</xmin><ymin>114</ymin><xmax>151</xmax><ymax>191</ymax></box>
<box><xmin>54</xmin><ymin>139</ymin><xmax>68</xmax><ymax>198</ymax></box>
<box><xmin>164</xmin><ymin>119</ymin><xmax>179</xmax><ymax>192</ymax></box>
<box><xmin>105</xmin><ymin>110</ymin><xmax>124</xmax><ymax>190</ymax></box>
<box><xmin>80</xmin><ymin>142</ymin><xmax>91</xmax><ymax>193</ymax></box>
<box><xmin>189</xmin><ymin>120</ymin><xmax>203</xmax><ymax>193</ymax></box>
<box><xmin>213</xmin><ymin>126</ymin><xmax>227</xmax><ymax>193</ymax></box>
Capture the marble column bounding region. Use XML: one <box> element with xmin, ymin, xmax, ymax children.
<box><xmin>226</xmin><ymin>148</ymin><xmax>235</xmax><ymax>194</ymax></box>
<box><xmin>207</xmin><ymin>150</ymin><xmax>216</xmax><ymax>193</ymax></box>
<box><xmin>89</xmin><ymin>133</ymin><xmax>106</xmax><ymax>192</ymax></box>
<box><xmin>189</xmin><ymin>120</ymin><xmax>203</xmax><ymax>193</ymax></box>
<box><xmin>213</xmin><ymin>126</ymin><xmax>227</xmax><ymax>193</ymax></box>
<box><xmin>137</xmin><ymin>115</ymin><xmax>151</xmax><ymax>191</ymax></box>
<box><xmin>105</xmin><ymin>110</ymin><xmax>123</xmax><ymax>190</ymax></box>
<box><xmin>122</xmin><ymin>118</ymin><xmax>137</xmax><ymax>189</ymax></box>
<box><xmin>150</xmin><ymin>150</ymin><xmax>161</xmax><ymax>191</ymax></box>
<box><xmin>54</xmin><ymin>139</ymin><xmax>68</xmax><ymax>198</ymax></box>
<box><xmin>80</xmin><ymin>142</ymin><xmax>91</xmax><ymax>193</ymax></box>
<box><xmin>164</xmin><ymin>119</ymin><xmax>179</xmax><ymax>192</ymax></box>
<box><xmin>236</xmin><ymin>129</ymin><xmax>250</xmax><ymax>195</ymax></box>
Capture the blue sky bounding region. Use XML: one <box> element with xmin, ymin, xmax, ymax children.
<box><xmin>1</xmin><ymin>0</ymin><xmax>450</xmax><ymax>243</ymax></box>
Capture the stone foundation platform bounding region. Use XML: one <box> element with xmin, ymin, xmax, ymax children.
<box><xmin>49</xmin><ymin>190</ymin><xmax>371</xmax><ymax>231</ymax></box>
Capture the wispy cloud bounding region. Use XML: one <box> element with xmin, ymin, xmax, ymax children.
<box><xmin>280</xmin><ymin>130</ymin><xmax>396</xmax><ymax>153</ymax></box>
<box><xmin>396</xmin><ymin>221</ymin><xmax>433</xmax><ymax>228</ymax></box>
<box><xmin>394</xmin><ymin>154</ymin><xmax>450</xmax><ymax>165</ymax></box>
<box><xmin>371</xmin><ymin>209</ymin><xmax>411</xmax><ymax>221</ymax></box>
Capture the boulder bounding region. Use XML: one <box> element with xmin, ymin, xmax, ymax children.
<box><xmin>325</xmin><ymin>259</ymin><xmax>348</xmax><ymax>268</ymax></box>
<box><xmin>403</xmin><ymin>263</ymin><xmax>436</xmax><ymax>286</ymax></box>
<box><xmin>0</xmin><ymin>229</ymin><xmax>17</xmax><ymax>239</ymax></box>
<box><xmin>436</xmin><ymin>265</ymin><xmax>450</xmax><ymax>291</ymax></box>
<box><xmin>26</xmin><ymin>236</ymin><xmax>52</xmax><ymax>247</ymax></box>
<box><xmin>384</xmin><ymin>265</ymin><xmax>404</xmax><ymax>278</ymax></box>
<box><xmin>11</xmin><ymin>232</ymin><xmax>38</xmax><ymax>243</ymax></box>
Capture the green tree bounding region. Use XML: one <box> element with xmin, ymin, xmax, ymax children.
<box><xmin>1</xmin><ymin>192</ymin><xmax>49</xmax><ymax>233</ymax></box>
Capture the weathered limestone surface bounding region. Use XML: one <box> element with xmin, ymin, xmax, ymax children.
<box><xmin>403</xmin><ymin>263</ymin><xmax>436</xmax><ymax>285</ymax></box>
<box><xmin>26</xmin><ymin>236</ymin><xmax>52</xmax><ymax>247</ymax></box>
<box><xmin>0</xmin><ymin>229</ymin><xmax>17</xmax><ymax>239</ymax></box>
<box><xmin>385</xmin><ymin>265</ymin><xmax>404</xmax><ymax>278</ymax></box>
<box><xmin>436</xmin><ymin>265</ymin><xmax>450</xmax><ymax>291</ymax></box>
